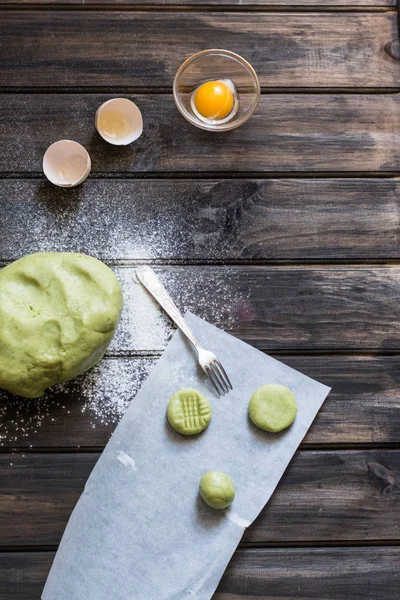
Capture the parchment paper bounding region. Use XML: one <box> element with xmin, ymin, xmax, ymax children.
<box><xmin>43</xmin><ymin>312</ymin><xmax>330</xmax><ymax>600</ymax></box>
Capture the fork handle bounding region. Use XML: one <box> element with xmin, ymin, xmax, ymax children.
<box><xmin>136</xmin><ymin>266</ymin><xmax>200</xmax><ymax>351</ymax></box>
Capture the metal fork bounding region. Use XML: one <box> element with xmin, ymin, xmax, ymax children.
<box><xmin>136</xmin><ymin>266</ymin><xmax>233</xmax><ymax>396</ymax></box>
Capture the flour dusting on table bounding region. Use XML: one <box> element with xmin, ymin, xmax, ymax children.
<box><xmin>0</xmin><ymin>267</ymin><xmax>249</xmax><ymax>446</ymax></box>
<box><xmin>111</xmin><ymin>266</ymin><xmax>248</xmax><ymax>353</ymax></box>
<box><xmin>0</xmin><ymin>359</ymin><xmax>153</xmax><ymax>446</ymax></box>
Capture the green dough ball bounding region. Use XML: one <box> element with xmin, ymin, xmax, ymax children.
<box><xmin>167</xmin><ymin>388</ymin><xmax>212</xmax><ymax>435</ymax></box>
<box><xmin>0</xmin><ymin>252</ymin><xmax>123</xmax><ymax>398</ymax></box>
<box><xmin>248</xmin><ymin>384</ymin><xmax>297</xmax><ymax>432</ymax></box>
<box><xmin>199</xmin><ymin>472</ymin><xmax>235</xmax><ymax>509</ymax></box>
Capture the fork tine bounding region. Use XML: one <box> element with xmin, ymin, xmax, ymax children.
<box><xmin>211</xmin><ymin>361</ymin><xmax>229</xmax><ymax>394</ymax></box>
<box><xmin>214</xmin><ymin>359</ymin><xmax>233</xmax><ymax>391</ymax></box>
<box><xmin>209</xmin><ymin>362</ymin><xmax>227</xmax><ymax>395</ymax></box>
<box><xmin>204</xmin><ymin>365</ymin><xmax>223</xmax><ymax>397</ymax></box>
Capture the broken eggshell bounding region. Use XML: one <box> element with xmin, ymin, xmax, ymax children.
<box><xmin>95</xmin><ymin>98</ymin><xmax>143</xmax><ymax>146</ymax></box>
<box><xmin>43</xmin><ymin>140</ymin><xmax>91</xmax><ymax>188</ymax></box>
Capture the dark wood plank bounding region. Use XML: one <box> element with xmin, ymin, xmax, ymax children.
<box><xmin>0</xmin><ymin>357</ymin><xmax>154</xmax><ymax>448</ymax></box>
<box><xmin>0</xmin><ymin>266</ymin><xmax>398</xmax><ymax>353</ymax></box>
<box><xmin>217</xmin><ymin>548</ymin><xmax>400</xmax><ymax>599</ymax></box>
<box><xmin>0</xmin><ymin>0</ymin><xmax>395</xmax><ymax>5</ymax></box>
<box><xmin>1</xmin><ymin>179</ymin><xmax>399</xmax><ymax>262</ymax></box>
<box><xmin>2</xmin><ymin>94</ymin><xmax>400</xmax><ymax>173</ymax></box>
<box><xmin>1</xmin><ymin>356</ymin><xmax>399</xmax><ymax>449</ymax></box>
<box><xmin>0</xmin><ymin>450</ymin><xmax>398</xmax><ymax>545</ymax></box>
<box><xmin>249</xmin><ymin>450</ymin><xmax>400</xmax><ymax>544</ymax></box>
<box><xmin>83</xmin><ymin>266</ymin><xmax>400</xmax><ymax>353</ymax></box>
<box><xmin>0</xmin><ymin>552</ymin><xmax>53</xmax><ymax>600</ymax></box>
<box><xmin>2</xmin><ymin>548</ymin><xmax>400</xmax><ymax>600</ymax></box>
<box><xmin>0</xmin><ymin>13</ymin><xmax>398</xmax><ymax>88</ymax></box>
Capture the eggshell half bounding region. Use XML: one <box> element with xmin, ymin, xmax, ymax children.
<box><xmin>43</xmin><ymin>140</ymin><xmax>91</xmax><ymax>188</ymax></box>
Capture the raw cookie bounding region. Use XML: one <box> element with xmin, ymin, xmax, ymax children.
<box><xmin>248</xmin><ymin>384</ymin><xmax>297</xmax><ymax>432</ymax></box>
<box><xmin>0</xmin><ymin>252</ymin><xmax>123</xmax><ymax>398</ymax></box>
<box><xmin>199</xmin><ymin>472</ymin><xmax>235</xmax><ymax>509</ymax></box>
<box><xmin>167</xmin><ymin>388</ymin><xmax>212</xmax><ymax>435</ymax></box>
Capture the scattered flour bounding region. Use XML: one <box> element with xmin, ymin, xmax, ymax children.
<box><xmin>111</xmin><ymin>266</ymin><xmax>248</xmax><ymax>353</ymax></box>
<box><xmin>0</xmin><ymin>179</ymin><xmax>255</xmax><ymax>447</ymax></box>
<box><xmin>76</xmin><ymin>357</ymin><xmax>152</xmax><ymax>425</ymax></box>
<box><xmin>0</xmin><ymin>265</ymin><xmax>249</xmax><ymax>445</ymax></box>
<box><xmin>0</xmin><ymin>358</ymin><xmax>153</xmax><ymax>446</ymax></box>
<box><xmin>0</xmin><ymin>391</ymin><xmax>54</xmax><ymax>446</ymax></box>
<box><xmin>0</xmin><ymin>180</ymin><xmax>219</xmax><ymax>262</ymax></box>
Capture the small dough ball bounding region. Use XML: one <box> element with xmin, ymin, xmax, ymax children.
<box><xmin>199</xmin><ymin>472</ymin><xmax>235</xmax><ymax>509</ymax></box>
<box><xmin>249</xmin><ymin>384</ymin><xmax>297</xmax><ymax>432</ymax></box>
<box><xmin>167</xmin><ymin>388</ymin><xmax>212</xmax><ymax>435</ymax></box>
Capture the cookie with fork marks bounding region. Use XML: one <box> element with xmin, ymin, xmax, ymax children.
<box><xmin>167</xmin><ymin>388</ymin><xmax>212</xmax><ymax>435</ymax></box>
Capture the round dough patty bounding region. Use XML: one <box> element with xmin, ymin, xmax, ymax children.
<box><xmin>167</xmin><ymin>388</ymin><xmax>212</xmax><ymax>435</ymax></box>
<box><xmin>248</xmin><ymin>384</ymin><xmax>297</xmax><ymax>432</ymax></box>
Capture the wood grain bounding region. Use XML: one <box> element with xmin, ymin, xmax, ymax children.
<box><xmin>1</xmin><ymin>548</ymin><xmax>400</xmax><ymax>600</ymax></box>
<box><xmin>0</xmin><ymin>266</ymin><xmax>398</xmax><ymax>353</ymax></box>
<box><xmin>0</xmin><ymin>356</ymin><xmax>399</xmax><ymax>449</ymax></box>
<box><xmin>0</xmin><ymin>450</ymin><xmax>398</xmax><ymax>545</ymax></box>
<box><xmin>216</xmin><ymin>548</ymin><xmax>400</xmax><ymax>599</ymax></box>
<box><xmin>0</xmin><ymin>0</ymin><xmax>398</xmax><ymax>595</ymax></box>
<box><xmin>2</xmin><ymin>548</ymin><xmax>400</xmax><ymax>600</ymax></box>
<box><xmin>2</xmin><ymin>94</ymin><xmax>400</xmax><ymax>173</ymax></box>
<box><xmin>0</xmin><ymin>1</ymin><xmax>395</xmax><ymax>6</ymax></box>
<box><xmin>43</xmin><ymin>266</ymin><xmax>400</xmax><ymax>353</ymax></box>
<box><xmin>0</xmin><ymin>179</ymin><xmax>399</xmax><ymax>262</ymax></box>
<box><xmin>0</xmin><ymin>553</ymin><xmax>53</xmax><ymax>600</ymax></box>
<box><xmin>0</xmin><ymin>13</ymin><xmax>398</xmax><ymax>88</ymax></box>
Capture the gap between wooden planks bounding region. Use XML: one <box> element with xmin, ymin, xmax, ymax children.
<box><xmin>0</xmin><ymin>1</ymin><xmax>397</xmax><ymax>8</ymax></box>
<box><xmin>0</xmin><ymin>5</ymin><xmax>396</xmax><ymax>12</ymax></box>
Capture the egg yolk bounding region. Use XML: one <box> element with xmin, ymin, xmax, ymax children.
<box><xmin>194</xmin><ymin>80</ymin><xmax>234</xmax><ymax>120</ymax></box>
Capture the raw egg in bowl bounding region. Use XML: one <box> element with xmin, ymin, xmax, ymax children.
<box><xmin>173</xmin><ymin>49</ymin><xmax>260</xmax><ymax>132</ymax></box>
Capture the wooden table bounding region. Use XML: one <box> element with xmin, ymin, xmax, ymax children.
<box><xmin>0</xmin><ymin>0</ymin><xmax>399</xmax><ymax>598</ymax></box>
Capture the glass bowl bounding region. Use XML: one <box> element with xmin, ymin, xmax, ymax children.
<box><xmin>173</xmin><ymin>49</ymin><xmax>260</xmax><ymax>132</ymax></box>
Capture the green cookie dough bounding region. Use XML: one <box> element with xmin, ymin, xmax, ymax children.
<box><xmin>199</xmin><ymin>472</ymin><xmax>235</xmax><ymax>509</ymax></box>
<box><xmin>167</xmin><ymin>388</ymin><xmax>212</xmax><ymax>435</ymax></box>
<box><xmin>0</xmin><ymin>252</ymin><xmax>123</xmax><ymax>398</ymax></box>
<box><xmin>248</xmin><ymin>384</ymin><xmax>297</xmax><ymax>433</ymax></box>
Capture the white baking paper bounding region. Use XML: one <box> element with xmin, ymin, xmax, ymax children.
<box><xmin>43</xmin><ymin>312</ymin><xmax>330</xmax><ymax>600</ymax></box>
